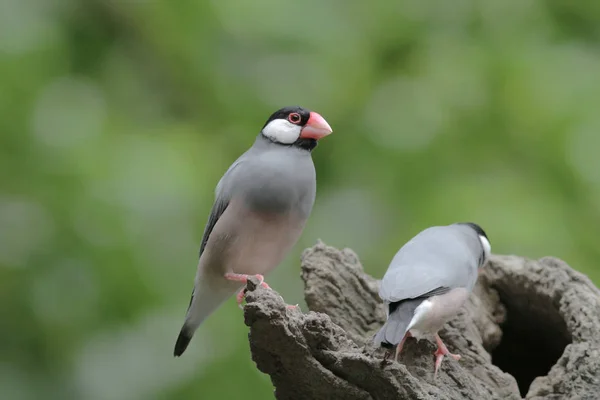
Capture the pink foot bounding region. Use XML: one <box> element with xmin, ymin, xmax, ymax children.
<box><xmin>433</xmin><ymin>334</ymin><xmax>461</xmax><ymax>379</ymax></box>
<box><xmin>287</xmin><ymin>304</ymin><xmax>299</xmax><ymax>310</ymax></box>
<box><xmin>394</xmin><ymin>331</ymin><xmax>412</xmax><ymax>362</ymax></box>
<box><xmin>235</xmin><ymin>288</ymin><xmax>246</xmax><ymax>309</ymax></box>
<box><xmin>224</xmin><ymin>272</ymin><xmax>263</xmax><ymax>285</ymax></box>
<box><xmin>225</xmin><ymin>273</ymin><xmax>271</xmax><ymax>308</ymax></box>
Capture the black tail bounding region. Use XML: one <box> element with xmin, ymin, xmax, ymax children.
<box><xmin>174</xmin><ymin>328</ymin><xmax>193</xmax><ymax>357</ymax></box>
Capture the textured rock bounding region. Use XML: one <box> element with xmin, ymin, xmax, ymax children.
<box><xmin>243</xmin><ymin>241</ymin><xmax>600</xmax><ymax>400</ymax></box>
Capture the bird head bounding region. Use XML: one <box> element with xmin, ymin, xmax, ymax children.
<box><xmin>458</xmin><ymin>222</ymin><xmax>491</xmax><ymax>267</ymax></box>
<box><xmin>260</xmin><ymin>106</ymin><xmax>333</xmax><ymax>150</ymax></box>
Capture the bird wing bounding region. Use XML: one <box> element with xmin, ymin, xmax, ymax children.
<box><xmin>379</xmin><ymin>226</ymin><xmax>480</xmax><ymax>303</ymax></box>
<box><xmin>197</xmin><ymin>196</ymin><xmax>229</xmax><ymax>258</ymax></box>
<box><xmin>198</xmin><ymin>158</ymin><xmax>244</xmax><ymax>257</ymax></box>
<box><xmin>184</xmin><ymin>157</ymin><xmax>245</xmax><ymax>311</ymax></box>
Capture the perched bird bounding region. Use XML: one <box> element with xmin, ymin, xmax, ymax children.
<box><xmin>373</xmin><ymin>222</ymin><xmax>491</xmax><ymax>378</ymax></box>
<box><xmin>174</xmin><ymin>106</ymin><xmax>333</xmax><ymax>357</ymax></box>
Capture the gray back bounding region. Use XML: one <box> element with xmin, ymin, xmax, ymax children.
<box><xmin>379</xmin><ymin>224</ymin><xmax>483</xmax><ymax>303</ymax></box>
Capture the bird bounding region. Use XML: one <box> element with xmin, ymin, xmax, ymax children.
<box><xmin>173</xmin><ymin>106</ymin><xmax>333</xmax><ymax>357</ymax></box>
<box><xmin>373</xmin><ymin>222</ymin><xmax>491</xmax><ymax>378</ymax></box>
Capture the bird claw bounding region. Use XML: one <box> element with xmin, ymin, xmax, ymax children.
<box><xmin>225</xmin><ymin>273</ymin><xmax>272</xmax><ymax>309</ymax></box>
<box><xmin>286</xmin><ymin>304</ymin><xmax>299</xmax><ymax>310</ymax></box>
<box><xmin>224</xmin><ymin>272</ymin><xmax>268</xmax><ymax>287</ymax></box>
<box><xmin>236</xmin><ymin>288</ymin><xmax>247</xmax><ymax>309</ymax></box>
<box><xmin>433</xmin><ymin>334</ymin><xmax>461</xmax><ymax>379</ymax></box>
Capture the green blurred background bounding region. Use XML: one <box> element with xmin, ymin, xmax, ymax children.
<box><xmin>2</xmin><ymin>0</ymin><xmax>600</xmax><ymax>399</ymax></box>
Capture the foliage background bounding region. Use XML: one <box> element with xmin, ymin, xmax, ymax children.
<box><xmin>2</xmin><ymin>0</ymin><xmax>600</xmax><ymax>399</ymax></box>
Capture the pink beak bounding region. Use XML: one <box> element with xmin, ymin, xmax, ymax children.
<box><xmin>300</xmin><ymin>112</ymin><xmax>333</xmax><ymax>140</ymax></box>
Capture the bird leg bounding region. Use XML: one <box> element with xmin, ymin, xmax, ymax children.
<box><xmin>394</xmin><ymin>331</ymin><xmax>412</xmax><ymax>362</ymax></box>
<box><xmin>433</xmin><ymin>333</ymin><xmax>461</xmax><ymax>379</ymax></box>
<box><xmin>225</xmin><ymin>273</ymin><xmax>271</xmax><ymax>309</ymax></box>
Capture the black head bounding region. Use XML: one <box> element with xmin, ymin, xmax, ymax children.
<box><xmin>458</xmin><ymin>222</ymin><xmax>489</xmax><ymax>241</ymax></box>
<box><xmin>457</xmin><ymin>222</ymin><xmax>491</xmax><ymax>265</ymax></box>
<box><xmin>260</xmin><ymin>106</ymin><xmax>332</xmax><ymax>151</ymax></box>
<box><xmin>262</xmin><ymin>106</ymin><xmax>312</xmax><ymax>129</ymax></box>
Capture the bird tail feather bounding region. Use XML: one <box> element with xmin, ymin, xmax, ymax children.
<box><xmin>373</xmin><ymin>298</ymin><xmax>424</xmax><ymax>347</ymax></box>
<box><xmin>173</xmin><ymin>282</ymin><xmax>236</xmax><ymax>357</ymax></box>
<box><xmin>174</xmin><ymin>327</ymin><xmax>193</xmax><ymax>357</ymax></box>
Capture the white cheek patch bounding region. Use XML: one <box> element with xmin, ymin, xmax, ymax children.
<box><xmin>262</xmin><ymin>119</ymin><xmax>302</xmax><ymax>144</ymax></box>
<box><xmin>479</xmin><ymin>235</ymin><xmax>491</xmax><ymax>258</ymax></box>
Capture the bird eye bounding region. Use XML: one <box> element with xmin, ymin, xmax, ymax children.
<box><xmin>288</xmin><ymin>113</ymin><xmax>301</xmax><ymax>124</ymax></box>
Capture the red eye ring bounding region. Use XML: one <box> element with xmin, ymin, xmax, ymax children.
<box><xmin>288</xmin><ymin>113</ymin><xmax>301</xmax><ymax>124</ymax></box>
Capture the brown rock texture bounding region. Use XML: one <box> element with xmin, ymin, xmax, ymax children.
<box><xmin>243</xmin><ymin>241</ymin><xmax>600</xmax><ymax>400</ymax></box>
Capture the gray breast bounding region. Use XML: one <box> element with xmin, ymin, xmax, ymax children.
<box><xmin>235</xmin><ymin>148</ymin><xmax>316</xmax><ymax>217</ymax></box>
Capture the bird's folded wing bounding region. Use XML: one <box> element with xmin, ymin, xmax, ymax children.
<box><xmin>379</xmin><ymin>227</ymin><xmax>478</xmax><ymax>303</ymax></box>
<box><xmin>198</xmin><ymin>158</ymin><xmax>244</xmax><ymax>257</ymax></box>
<box><xmin>185</xmin><ymin>158</ymin><xmax>245</xmax><ymax>312</ymax></box>
<box><xmin>380</xmin><ymin>271</ymin><xmax>456</xmax><ymax>303</ymax></box>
